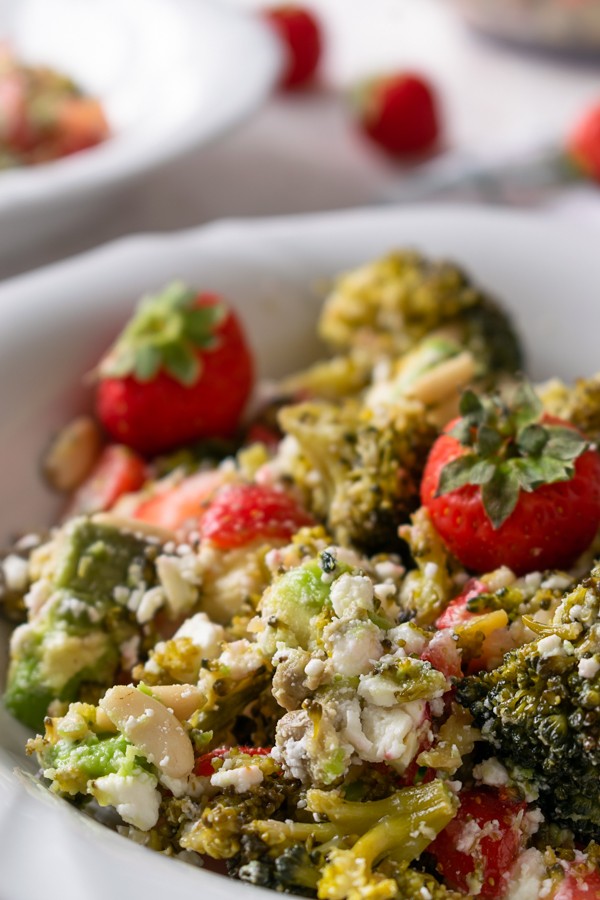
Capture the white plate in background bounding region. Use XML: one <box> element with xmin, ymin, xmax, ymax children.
<box><xmin>1</xmin><ymin>205</ymin><xmax>599</xmax><ymax>899</ymax></box>
<box><xmin>0</xmin><ymin>0</ymin><xmax>281</xmax><ymax>263</ymax></box>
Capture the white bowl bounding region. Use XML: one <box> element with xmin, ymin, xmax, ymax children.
<box><xmin>0</xmin><ymin>0</ymin><xmax>281</xmax><ymax>263</ymax></box>
<box><xmin>1</xmin><ymin>205</ymin><xmax>599</xmax><ymax>899</ymax></box>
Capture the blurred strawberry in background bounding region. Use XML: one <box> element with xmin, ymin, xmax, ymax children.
<box><xmin>262</xmin><ymin>5</ymin><xmax>323</xmax><ymax>90</ymax></box>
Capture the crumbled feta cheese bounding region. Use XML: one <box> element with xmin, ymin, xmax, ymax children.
<box><xmin>483</xmin><ymin>566</ymin><xmax>516</xmax><ymax>593</ymax></box>
<box><xmin>175</xmin><ymin>613</ymin><xmax>225</xmax><ymax>659</ymax></box>
<box><xmin>330</xmin><ymin>573</ymin><xmax>374</xmax><ymax>617</ymax></box>
<box><xmin>91</xmin><ymin>772</ymin><xmax>160</xmax><ymax>831</ymax></box>
<box><xmin>373</xmin><ymin>560</ymin><xmax>405</xmax><ymax>581</ymax></box>
<box><xmin>541</xmin><ymin>573</ymin><xmax>572</xmax><ymax>592</ymax></box>
<box><xmin>210</xmin><ymin>765</ymin><xmax>264</xmax><ymax>793</ymax></box>
<box><xmin>578</xmin><ymin>656</ymin><xmax>600</xmax><ymax>679</ymax></box>
<box><xmin>373</xmin><ymin>583</ymin><xmax>397</xmax><ymax>601</ymax></box>
<box><xmin>473</xmin><ymin>757</ymin><xmax>510</xmax><ymax>788</ymax></box>
<box><xmin>135</xmin><ymin>586</ymin><xmax>165</xmax><ymax>624</ymax></box>
<box><xmin>2</xmin><ymin>554</ymin><xmax>29</xmax><ymax>591</ymax></box>
<box><xmin>537</xmin><ymin>634</ymin><xmax>565</xmax><ymax>658</ymax></box>
<box><xmin>326</xmin><ymin>620</ymin><xmax>383</xmax><ymax>677</ymax></box>
<box><xmin>219</xmin><ymin>640</ymin><xmax>264</xmax><ymax>679</ymax></box>
<box><xmin>358</xmin><ymin>700</ymin><xmax>424</xmax><ymax>766</ymax></box>
<box><xmin>504</xmin><ymin>848</ymin><xmax>548</xmax><ymax>900</ymax></box>
<box><xmin>424</xmin><ymin>562</ymin><xmax>438</xmax><ymax>579</ymax></box>
<box><xmin>305</xmin><ymin>658</ymin><xmax>325</xmax><ymax>678</ymax></box>
<box><xmin>388</xmin><ymin>623</ymin><xmax>428</xmax><ymax>656</ymax></box>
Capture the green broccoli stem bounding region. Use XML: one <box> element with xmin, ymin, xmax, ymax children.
<box><xmin>247</xmin><ymin>819</ymin><xmax>340</xmax><ymax>848</ymax></box>
<box><xmin>349</xmin><ymin>781</ymin><xmax>457</xmax><ymax>866</ymax></box>
<box><xmin>306</xmin><ymin>780</ymin><xmax>456</xmax><ymax>838</ymax></box>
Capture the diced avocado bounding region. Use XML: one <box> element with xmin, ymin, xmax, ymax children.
<box><xmin>5</xmin><ymin>623</ymin><xmax>118</xmax><ymax>730</ymax></box>
<box><xmin>4</xmin><ymin>518</ymin><xmax>164</xmax><ymax>731</ymax></box>
<box><xmin>54</xmin><ymin>519</ymin><xmax>159</xmax><ymax>604</ymax></box>
<box><xmin>260</xmin><ymin>560</ymin><xmax>334</xmax><ymax>652</ymax></box>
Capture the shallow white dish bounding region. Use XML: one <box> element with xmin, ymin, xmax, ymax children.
<box><xmin>0</xmin><ymin>0</ymin><xmax>281</xmax><ymax>263</ymax></box>
<box><xmin>1</xmin><ymin>204</ymin><xmax>599</xmax><ymax>899</ymax></box>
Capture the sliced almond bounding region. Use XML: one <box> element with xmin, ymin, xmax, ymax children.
<box><xmin>42</xmin><ymin>416</ymin><xmax>103</xmax><ymax>492</ymax></box>
<box><xmin>99</xmin><ymin>685</ymin><xmax>194</xmax><ymax>779</ymax></box>
<box><xmin>407</xmin><ymin>352</ymin><xmax>476</xmax><ymax>406</ymax></box>
<box><xmin>149</xmin><ymin>684</ymin><xmax>205</xmax><ymax>721</ymax></box>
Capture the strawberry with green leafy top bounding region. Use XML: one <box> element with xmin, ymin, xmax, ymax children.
<box><xmin>421</xmin><ymin>384</ymin><xmax>600</xmax><ymax>575</ymax></box>
<box><xmin>96</xmin><ymin>283</ymin><xmax>254</xmax><ymax>456</ymax></box>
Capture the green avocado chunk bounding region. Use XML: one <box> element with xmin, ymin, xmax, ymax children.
<box><xmin>4</xmin><ymin>519</ymin><xmax>163</xmax><ymax>730</ymax></box>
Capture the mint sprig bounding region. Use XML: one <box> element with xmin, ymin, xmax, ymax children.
<box><xmin>99</xmin><ymin>282</ymin><xmax>226</xmax><ymax>387</ymax></box>
<box><xmin>436</xmin><ymin>383</ymin><xmax>590</xmax><ymax>529</ymax></box>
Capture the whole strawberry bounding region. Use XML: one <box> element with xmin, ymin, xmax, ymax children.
<box><xmin>421</xmin><ymin>384</ymin><xmax>600</xmax><ymax>575</ymax></box>
<box><xmin>262</xmin><ymin>5</ymin><xmax>322</xmax><ymax>91</ymax></box>
<box><xmin>96</xmin><ymin>283</ymin><xmax>254</xmax><ymax>455</ymax></box>
<box><xmin>568</xmin><ymin>101</ymin><xmax>600</xmax><ymax>184</ymax></box>
<box><xmin>354</xmin><ymin>72</ymin><xmax>441</xmax><ymax>158</ymax></box>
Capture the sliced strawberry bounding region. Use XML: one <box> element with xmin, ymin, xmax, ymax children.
<box><xmin>66</xmin><ymin>445</ymin><xmax>146</xmax><ymax>516</ymax></box>
<box><xmin>428</xmin><ymin>787</ymin><xmax>527</xmax><ymax>899</ymax></box>
<box><xmin>421</xmin><ymin>629</ymin><xmax>462</xmax><ymax>680</ymax></box>
<box><xmin>435</xmin><ymin>579</ymin><xmax>487</xmax><ymax>630</ymax></box>
<box><xmin>200</xmin><ymin>483</ymin><xmax>314</xmax><ymax>549</ymax></box>
<box><xmin>554</xmin><ymin>865</ymin><xmax>600</xmax><ymax>899</ymax></box>
<box><xmin>132</xmin><ymin>470</ymin><xmax>226</xmax><ymax>532</ymax></box>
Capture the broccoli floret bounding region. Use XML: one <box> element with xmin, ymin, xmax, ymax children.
<box><xmin>539</xmin><ymin>374</ymin><xmax>600</xmax><ymax>443</ymax></box>
<box><xmin>458</xmin><ymin>563</ymin><xmax>600</xmax><ymax>839</ymax></box>
<box><xmin>315</xmin><ymin>781</ymin><xmax>458</xmax><ymax>900</ymax></box>
<box><xmin>277</xmin><ymin>399</ymin><xmax>437</xmax><ymax>553</ymax></box>
<box><xmin>318</xmin><ymin>251</ymin><xmax>522</xmax><ymax>376</ymax></box>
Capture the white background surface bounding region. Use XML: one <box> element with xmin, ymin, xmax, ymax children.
<box><xmin>2</xmin><ymin>0</ymin><xmax>600</xmax><ymax>281</ymax></box>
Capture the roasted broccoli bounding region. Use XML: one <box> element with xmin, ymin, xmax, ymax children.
<box><xmin>318</xmin><ymin>251</ymin><xmax>522</xmax><ymax>376</ymax></box>
<box><xmin>277</xmin><ymin>398</ymin><xmax>437</xmax><ymax>552</ymax></box>
<box><xmin>458</xmin><ymin>563</ymin><xmax>600</xmax><ymax>839</ymax></box>
<box><xmin>539</xmin><ymin>373</ymin><xmax>600</xmax><ymax>443</ymax></box>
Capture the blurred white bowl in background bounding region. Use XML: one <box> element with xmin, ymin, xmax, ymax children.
<box><xmin>0</xmin><ymin>0</ymin><xmax>281</xmax><ymax>265</ymax></box>
<box><xmin>450</xmin><ymin>0</ymin><xmax>600</xmax><ymax>54</ymax></box>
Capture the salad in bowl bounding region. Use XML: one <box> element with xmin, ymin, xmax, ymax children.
<box><xmin>2</xmin><ymin>241</ymin><xmax>600</xmax><ymax>900</ymax></box>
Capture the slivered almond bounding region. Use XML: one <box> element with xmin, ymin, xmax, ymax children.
<box><xmin>43</xmin><ymin>416</ymin><xmax>102</xmax><ymax>492</ymax></box>
<box><xmin>149</xmin><ymin>684</ymin><xmax>205</xmax><ymax>721</ymax></box>
<box><xmin>99</xmin><ymin>685</ymin><xmax>194</xmax><ymax>779</ymax></box>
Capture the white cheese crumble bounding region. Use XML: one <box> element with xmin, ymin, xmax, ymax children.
<box><xmin>91</xmin><ymin>772</ymin><xmax>161</xmax><ymax>831</ymax></box>
<box><xmin>210</xmin><ymin>765</ymin><xmax>264</xmax><ymax>793</ymax></box>
<box><xmin>174</xmin><ymin>613</ymin><xmax>225</xmax><ymax>659</ymax></box>
<box><xmin>2</xmin><ymin>554</ymin><xmax>29</xmax><ymax>591</ymax></box>
<box><xmin>219</xmin><ymin>640</ymin><xmax>264</xmax><ymax>680</ymax></box>
<box><xmin>330</xmin><ymin>573</ymin><xmax>374</xmax><ymax>617</ymax></box>
<box><xmin>135</xmin><ymin>586</ymin><xmax>165</xmax><ymax>624</ymax></box>
<box><xmin>473</xmin><ymin>757</ymin><xmax>510</xmax><ymax>788</ymax></box>
<box><xmin>537</xmin><ymin>634</ymin><xmax>565</xmax><ymax>659</ymax></box>
<box><xmin>578</xmin><ymin>656</ymin><xmax>600</xmax><ymax>679</ymax></box>
<box><xmin>325</xmin><ymin>620</ymin><xmax>383</xmax><ymax>678</ymax></box>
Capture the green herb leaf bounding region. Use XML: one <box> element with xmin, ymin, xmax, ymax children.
<box><xmin>482</xmin><ymin>466</ymin><xmax>520</xmax><ymax>529</ymax></box>
<box><xmin>449</xmin><ymin>418</ymin><xmax>475</xmax><ymax>446</ymax></box>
